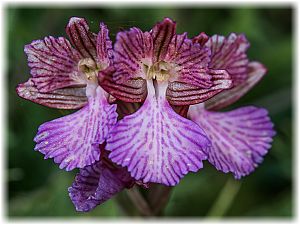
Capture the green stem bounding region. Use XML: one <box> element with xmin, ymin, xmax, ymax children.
<box><xmin>206</xmin><ymin>178</ymin><xmax>241</xmax><ymax>218</ymax></box>
<box><xmin>147</xmin><ymin>184</ymin><xmax>173</xmax><ymax>216</ymax></box>
<box><xmin>126</xmin><ymin>186</ymin><xmax>154</xmax><ymax>216</ymax></box>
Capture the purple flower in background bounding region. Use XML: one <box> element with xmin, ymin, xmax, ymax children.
<box><xmin>16</xmin><ymin>16</ymin><xmax>276</xmax><ymax>213</ymax></box>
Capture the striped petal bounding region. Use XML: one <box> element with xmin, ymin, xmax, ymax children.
<box><xmin>99</xmin><ymin>66</ymin><xmax>147</xmax><ymax>102</ymax></box>
<box><xmin>189</xmin><ymin>104</ymin><xmax>275</xmax><ymax>179</ymax></box>
<box><xmin>205</xmin><ymin>62</ymin><xmax>267</xmax><ymax>110</ymax></box>
<box><xmin>68</xmin><ymin>158</ymin><xmax>133</xmax><ymax>212</ymax></box>
<box><xmin>34</xmin><ymin>86</ymin><xmax>118</xmax><ymax>171</ymax></box>
<box><xmin>25</xmin><ymin>36</ymin><xmax>83</xmax><ymax>92</ymax></box>
<box><xmin>96</xmin><ymin>22</ymin><xmax>113</xmax><ymax>67</ymax></box>
<box><xmin>167</xmin><ymin>69</ymin><xmax>232</xmax><ymax>106</ymax></box>
<box><xmin>166</xmin><ymin>33</ymin><xmax>212</xmax><ymax>88</ymax></box>
<box><xmin>66</xmin><ymin>17</ymin><xmax>97</xmax><ymax>60</ymax></box>
<box><xmin>106</xmin><ymin>80</ymin><xmax>210</xmax><ymax>186</ymax></box>
<box><xmin>113</xmin><ymin>27</ymin><xmax>153</xmax><ymax>83</ymax></box>
<box><xmin>16</xmin><ymin>78</ymin><xmax>87</xmax><ymax>109</ymax></box>
<box><xmin>205</xmin><ymin>33</ymin><xmax>250</xmax><ymax>85</ymax></box>
<box><xmin>192</xmin><ymin>32</ymin><xmax>209</xmax><ymax>46</ymax></box>
<box><xmin>151</xmin><ymin>18</ymin><xmax>176</xmax><ymax>62</ymax></box>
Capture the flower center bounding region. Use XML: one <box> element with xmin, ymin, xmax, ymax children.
<box><xmin>78</xmin><ymin>58</ymin><xmax>100</xmax><ymax>83</ymax></box>
<box><xmin>143</xmin><ymin>60</ymin><xmax>173</xmax><ymax>82</ymax></box>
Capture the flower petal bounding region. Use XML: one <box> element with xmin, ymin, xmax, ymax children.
<box><xmin>205</xmin><ymin>33</ymin><xmax>250</xmax><ymax>85</ymax></box>
<box><xmin>192</xmin><ymin>32</ymin><xmax>209</xmax><ymax>46</ymax></box>
<box><xmin>189</xmin><ymin>105</ymin><xmax>275</xmax><ymax>179</ymax></box>
<box><xmin>16</xmin><ymin>78</ymin><xmax>87</xmax><ymax>109</ymax></box>
<box><xmin>25</xmin><ymin>36</ymin><xmax>83</xmax><ymax>92</ymax></box>
<box><xmin>151</xmin><ymin>18</ymin><xmax>176</xmax><ymax>62</ymax></box>
<box><xmin>66</xmin><ymin>17</ymin><xmax>97</xmax><ymax>60</ymax></box>
<box><xmin>34</xmin><ymin>86</ymin><xmax>118</xmax><ymax>171</ymax></box>
<box><xmin>166</xmin><ymin>33</ymin><xmax>212</xmax><ymax>88</ymax></box>
<box><xmin>68</xmin><ymin>158</ymin><xmax>133</xmax><ymax>212</ymax></box>
<box><xmin>167</xmin><ymin>69</ymin><xmax>232</xmax><ymax>106</ymax></box>
<box><xmin>99</xmin><ymin>66</ymin><xmax>147</xmax><ymax>102</ymax></box>
<box><xmin>96</xmin><ymin>23</ymin><xmax>113</xmax><ymax>67</ymax></box>
<box><xmin>106</xmin><ymin>81</ymin><xmax>210</xmax><ymax>186</ymax></box>
<box><xmin>113</xmin><ymin>27</ymin><xmax>153</xmax><ymax>83</ymax></box>
<box><xmin>205</xmin><ymin>62</ymin><xmax>267</xmax><ymax>110</ymax></box>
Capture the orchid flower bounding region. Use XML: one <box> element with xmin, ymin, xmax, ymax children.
<box><xmin>100</xmin><ymin>18</ymin><xmax>233</xmax><ymax>186</ymax></box>
<box><xmin>16</xmin><ymin>17</ymin><xmax>134</xmax><ymax>212</ymax></box>
<box><xmin>188</xmin><ymin>33</ymin><xmax>276</xmax><ymax>178</ymax></box>
<box><xmin>16</xmin><ymin>17</ymin><xmax>276</xmax><ymax>214</ymax></box>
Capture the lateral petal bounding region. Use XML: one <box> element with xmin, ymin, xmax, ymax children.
<box><xmin>205</xmin><ymin>33</ymin><xmax>250</xmax><ymax>85</ymax></box>
<box><xmin>189</xmin><ymin>104</ymin><xmax>276</xmax><ymax>179</ymax></box>
<box><xmin>66</xmin><ymin>17</ymin><xmax>97</xmax><ymax>60</ymax></box>
<box><xmin>96</xmin><ymin>22</ymin><xmax>113</xmax><ymax>67</ymax></box>
<box><xmin>113</xmin><ymin>27</ymin><xmax>153</xmax><ymax>83</ymax></box>
<box><xmin>68</xmin><ymin>158</ymin><xmax>133</xmax><ymax>212</ymax></box>
<box><xmin>99</xmin><ymin>66</ymin><xmax>147</xmax><ymax>102</ymax></box>
<box><xmin>25</xmin><ymin>36</ymin><xmax>83</xmax><ymax>92</ymax></box>
<box><xmin>151</xmin><ymin>18</ymin><xmax>176</xmax><ymax>62</ymax></box>
<box><xmin>106</xmin><ymin>81</ymin><xmax>210</xmax><ymax>186</ymax></box>
<box><xmin>34</xmin><ymin>86</ymin><xmax>118</xmax><ymax>171</ymax></box>
<box><xmin>205</xmin><ymin>62</ymin><xmax>267</xmax><ymax>110</ymax></box>
<box><xmin>16</xmin><ymin>78</ymin><xmax>87</xmax><ymax>109</ymax></box>
<box><xmin>166</xmin><ymin>33</ymin><xmax>212</xmax><ymax>88</ymax></box>
<box><xmin>167</xmin><ymin>69</ymin><xmax>232</xmax><ymax>106</ymax></box>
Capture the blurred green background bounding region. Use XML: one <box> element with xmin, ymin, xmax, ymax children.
<box><xmin>7</xmin><ymin>6</ymin><xmax>293</xmax><ymax>218</ymax></box>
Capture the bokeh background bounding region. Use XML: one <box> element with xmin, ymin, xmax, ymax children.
<box><xmin>7</xmin><ymin>6</ymin><xmax>293</xmax><ymax>217</ymax></box>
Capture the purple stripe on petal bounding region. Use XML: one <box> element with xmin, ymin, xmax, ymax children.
<box><xmin>167</xmin><ymin>69</ymin><xmax>232</xmax><ymax>106</ymax></box>
<box><xmin>189</xmin><ymin>104</ymin><xmax>275</xmax><ymax>179</ymax></box>
<box><xmin>97</xmin><ymin>23</ymin><xmax>113</xmax><ymax>67</ymax></box>
<box><xmin>151</xmin><ymin>18</ymin><xmax>176</xmax><ymax>62</ymax></box>
<box><xmin>192</xmin><ymin>32</ymin><xmax>209</xmax><ymax>46</ymax></box>
<box><xmin>166</xmin><ymin>33</ymin><xmax>212</xmax><ymax>88</ymax></box>
<box><xmin>205</xmin><ymin>33</ymin><xmax>250</xmax><ymax>86</ymax></box>
<box><xmin>205</xmin><ymin>62</ymin><xmax>267</xmax><ymax>110</ymax></box>
<box><xmin>99</xmin><ymin>66</ymin><xmax>147</xmax><ymax>102</ymax></box>
<box><xmin>66</xmin><ymin>17</ymin><xmax>97</xmax><ymax>60</ymax></box>
<box><xmin>16</xmin><ymin>78</ymin><xmax>87</xmax><ymax>109</ymax></box>
<box><xmin>106</xmin><ymin>80</ymin><xmax>210</xmax><ymax>186</ymax></box>
<box><xmin>34</xmin><ymin>86</ymin><xmax>118</xmax><ymax>171</ymax></box>
<box><xmin>113</xmin><ymin>27</ymin><xmax>153</xmax><ymax>83</ymax></box>
<box><xmin>68</xmin><ymin>159</ymin><xmax>133</xmax><ymax>212</ymax></box>
<box><xmin>25</xmin><ymin>36</ymin><xmax>83</xmax><ymax>92</ymax></box>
